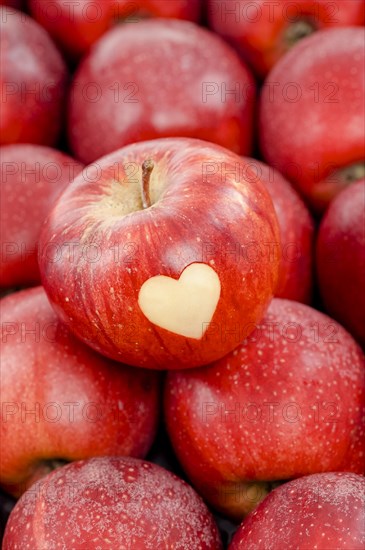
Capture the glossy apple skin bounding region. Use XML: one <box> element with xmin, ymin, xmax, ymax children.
<box><xmin>164</xmin><ymin>298</ymin><xmax>365</xmax><ymax>520</ymax></box>
<box><xmin>2</xmin><ymin>456</ymin><xmax>222</xmax><ymax>549</ymax></box>
<box><xmin>68</xmin><ymin>19</ymin><xmax>255</xmax><ymax>164</ymax></box>
<box><xmin>316</xmin><ymin>181</ymin><xmax>365</xmax><ymax>347</ymax></box>
<box><xmin>0</xmin><ymin>287</ymin><xmax>160</xmax><ymax>498</ymax></box>
<box><xmin>0</xmin><ymin>9</ymin><xmax>67</xmax><ymax>147</ymax></box>
<box><xmin>243</xmin><ymin>159</ymin><xmax>314</xmax><ymax>303</ymax></box>
<box><xmin>208</xmin><ymin>0</ymin><xmax>365</xmax><ymax>78</ymax></box>
<box><xmin>39</xmin><ymin>138</ymin><xmax>280</xmax><ymax>370</ymax></box>
<box><xmin>0</xmin><ymin>145</ymin><xmax>83</xmax><ymax>288</ymax></box>
<box><xmin>229</xmin><ymin>472</ymin><xmax>365</xmax><ymax>549</ymax></box>
<box><xmin>29</xmin><ymin>0</ymin><xmax>201</xmax><ymax>60</ymax></box>
<box><xmin>259</xmin><ymin>27</ymin><xmax>365</xmax><ymax>213</ymax></box>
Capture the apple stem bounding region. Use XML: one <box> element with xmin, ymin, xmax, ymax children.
<box><xmin>141</xmin><ymin>159</ymin><xmax>154</xmax><ymax>209</ymax></box>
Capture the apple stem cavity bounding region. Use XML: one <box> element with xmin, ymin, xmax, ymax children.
<box><xmin>41</xmin><ymin>458</ymin><xmax>69</xmax><ymax>475</ymax></box>
<box><xmin>339</xmin><ymin>161</ymin><xmax>365</xmax><ymax>183</ymax></box>
<box><xmin>284</xmin><ymin>19</ymin><xmax>316</xmax><ymax>47</ymax></box>
<box><xmin>141</xmin><ymin>159</ymin><xmax>154</xmax><ymax>209</ymax></box>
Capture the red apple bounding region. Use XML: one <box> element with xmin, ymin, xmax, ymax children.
<box><xmin>68</xmin><ymin>19</ymin><xmax>255</xmax><ymax>164</ymax></box>
<box><xmin>259</xmin><ymin>27</ymin><xmax>365</xmax><ymax>213</ymax></box>
<box><xmin>229</xmin><ymin>472</ymin><xmax>365</xmax><ymax>549</ymax></box>
<box><xmin>0</xmin><ymin>287</ymin><xmax>160</xmax><ymax>497</ymax></box>
<box><xmin>208</xmin><ymin>0</ymin><xmax>365</xmax><ymax>78</ymax></box>
<box><xmin>29</xmin><ymin>0</ymin><xmax>202</xmax><ymax>60</ymax></box>
<box><xmin>38</xmin><ymin>138</ymin><xmax>280</xmax><ymax>370</ymax></box>
<box><xmin>0</xmin><ymin>8</ymin><xmax>68</xmax><ymax>146</ymax></box>
<box><xmin>2</xmin><ymin>456</ymin><xmax>223</xmax><ymax>549</ymax></box>
<box><xmin>0</xmin><ymin>144</ymin><xmax>83</xmax><ymax>289</ymax></box>
<box><xmin>164</xmin><ymin>298</ymin><xmax>365</xmax><ymax>519</ymax></box>
<box><xmin>243</xmin><ymin>159</ymin><xmax>314</xmax><ymax>303</ymax></box>
<box><xmin>0</xmin><ymin>1</ymin><xmax>23</xmax><ymax>7</ymax></box>
<box><xmin>316</xmin><ymin>181</ymin><xmax>365</xmax><ymax>347</ymax></box>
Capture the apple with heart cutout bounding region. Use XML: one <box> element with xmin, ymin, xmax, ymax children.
<box><xmin>208</xmin><ymin>0</ymin><xmax>365</xmax><ymax>78</ymax></box>
<box><xmin>0</xmin><ymin>8</ymin><xmax>67</xmax><ymax>146</ymax></box>
<box><xmin>229</xmin><ymin>472</ymin><xmax>365</xmax><ymax>549</ymax></box>
<box><xmin>38</xmin><ymin>137</ymin><xmax>280</xmax><ymax>370</ymax></box>
<box><xmin>68</xmin><ymin>18</ymin><xmax>255</xmax><ymax>164</ymax></box>
<box><xmin>164</xmin><ymin>297</ymin><xmax>365</xmax><ymax>520</ymax></box>
<box><xmin>0</xmin><ymin>144</ymin><xmax>83</xmax><ymax>289</ymax></box>
<box><xmin>2</xmin><ymin>456</ymin><xmax>223</xmax><ymax>549</ymax></box>
<box><xmin>316</xmin><ymin>180</ymin><xmax>365</xmax><ymax>347</ymax></box>
<box><xmin>0</xmin><ymin>286</ymin><xmax>160</xmax><ymax>498</ymax></box>
<box><xmin>29</xmin><ymin>0</ymin><xmax>202</xmax><ymax>61</ymax></box>
<box><xmin>259</xmin><ymin>27</ymin><xmax>365</xmax><ymax>213</ymax></box>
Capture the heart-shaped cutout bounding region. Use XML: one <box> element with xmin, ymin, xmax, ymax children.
<box><xmin>138</xmin><ymin>263</ymin><xmax>221</xmax><ymax>339</ymax></box>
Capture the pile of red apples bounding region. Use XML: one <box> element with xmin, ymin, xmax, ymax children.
<box><xmin>0</xmin><ymin>1</ymin><xmax>364</xmax><ymax>548</ymax></box>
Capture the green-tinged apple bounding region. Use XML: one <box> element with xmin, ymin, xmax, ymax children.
<box><xmin>229</xmin><ymin>473</ymin><xmax>365</xmax><ymax>549</ymax></box>
<box><xmin>2</xmin><ymin>456</ymin><xmax>222</xmax><ymax>549</ymax></box>
<box><xmin>68</xmin><ymin>19</ymin><xmax>255</xmax><ymax>164</ymax></box>
<box><xmin>0</xmin><ymin>144</ymin><xmax>83</xmax><ymax>288</ymax></box>
<box><xmin>29</xmin><ymin>0</ymin><xmax>202</xmax><ymax>60</ymax></box>
<box><xmin>243</xmin><ymin>159</ymin><xmax>314</xmax><ymax>303</ymax></box>
<box><xmin>316</xmin><ymin>181</ymin><xmax>365</xmax><ymax>346</ymax></box>
<box><xmin>0</xmin><ymin>287</ymin><xmax>160</xmax><ymax>497</ymax></box>
<box><xmin>165</xmin><ymin>298</ymin><xmax>365</xmax><ymax>520</ymax></box>
<box><xmin>0</xmin><ymin>8</ymin><xmax>67</xmax><ymax>146</ymax></box>
<box><xmin>38</xmin><ymin>138</ymin><xmax>280</xmax><ymax>370</ymax></box>
<box><xmin>259</xmin><ymin>27</ymin><xmax>365</xmax><ymax>213</ymax></box>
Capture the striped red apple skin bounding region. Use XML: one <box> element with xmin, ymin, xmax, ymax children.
<box><xmin>38</xmin><ymin>138</ymin><xmax>280</xmax><ymax>370</ymax></box>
